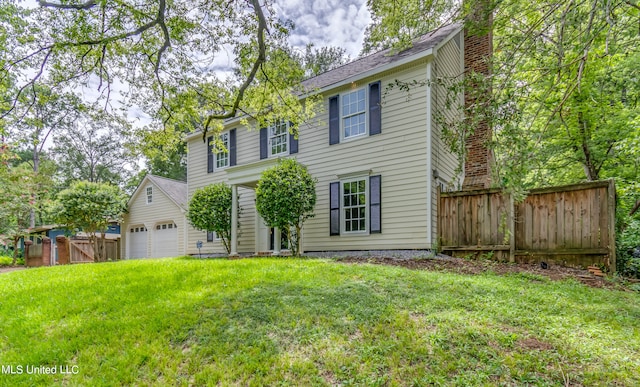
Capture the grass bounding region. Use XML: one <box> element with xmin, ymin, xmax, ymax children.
<box><xmin>0</xmin><ymin>258</ymin><xmax>638</xmax><ymax>386</ymax></box>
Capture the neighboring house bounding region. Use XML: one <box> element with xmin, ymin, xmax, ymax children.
<box><xmin>22</xmin><ymin>223</ymin><xmax>121</xmax><ymax>264</ymax></box>
<box><xmin>186</xmin><ymin>22</ymin><xmax>488</xmax><ymax>256</ymax></box>
<box><xmin>122</xmin><ymin>174</ymin><xmax>188</xmax><ymax>258</ymax></box>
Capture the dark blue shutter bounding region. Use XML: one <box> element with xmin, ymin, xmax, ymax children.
<box><xmin>260</xmin><ymin>127</ymin><xmax>268</xmax><ymax>159</ymax></box>
<box><xmin>207</xmin><ymin>136</ymin><xmax>214</xmax><ymax>173</ymax></box>
<box><xmin>329</xmin><ymin>95</ymin><xmax>340</xmax><ymax>145</ymax></box>
<box><xmin>369</xmin><ymin>175</ymin><xmax>381</xmax><ymax>233</ymax></box>
<box><xmin>289</xmin><ymin>122</ymin><xmax>298</xmax><ymax>154</ymax></box>
<box><xmin>369</xmin><ymin>81</ymin><xmax>381</xmax><ymax>136</ymax></box>
<box><xmin>330</xmin><ymin>182</ymin><xmax>340</xmax><ymax>235</ymax></box>
<box><xmin>229</xmin><ymin>129</ymin><xmax>237</xmax><ymax>166</ymax></box>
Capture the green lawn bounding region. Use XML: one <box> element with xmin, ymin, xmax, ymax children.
<box><xmin>0</xmin><ymin>258</ymin><xmax>638</xmax><ymax>386</ymax></box>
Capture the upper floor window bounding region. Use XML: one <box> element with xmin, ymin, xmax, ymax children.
<box><xmin>208</xmin><ymin>129</ymin><xmax>236</xmax><ymax>172</ymax></box>
<box><xmin>216</xmin><ymin>132</ymin><xmax>229</xmax><ymax>169</ymax></box>
<box><xmin>342</xmin><ymin>89</ymin><xmax>366</xmax><ymax>139</ymax></box>
<box><xmin>146</xmin><ymin>187</ymin><xmax>153</xmax><ymax>204</ymax></box>
<box><xmin>269</xmin><ymin>120</ymin><xmax>289</xmax><ymax>156</ymax></box>
<box><xmin>329</xmin><ymin>81</ymin><xmax>381</xmax><ymax>145</ymax></box>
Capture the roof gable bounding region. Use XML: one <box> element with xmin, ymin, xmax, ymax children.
<box><xmin>129</xmin><ymin>174</ymin><xmax>188</xmax><ymax>210</ymax></box>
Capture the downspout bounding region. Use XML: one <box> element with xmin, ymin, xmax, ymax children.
<box><xmin>426</xmin><ymin>58</ymin><xmax>434</xmax><ymax>247</ymax></box>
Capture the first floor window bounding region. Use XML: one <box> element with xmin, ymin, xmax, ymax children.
<box><xmin>269</xmin><ymin>120</ymin><xmax>289</xmax><ymax>156</ymax></box>
<box><xmin>207</xmin><ymin>231</ymin><xmax>215</xmax><ymax>242</ymax></box>
<box><xmin>330</xmin><ymin>175</ymin><xmax>381</xmax><ymax>236</ymax></box>
<box><xmin>343</xmin><ymin>179</ymin><xmax>367</xmax><ymax>233</ymax></box>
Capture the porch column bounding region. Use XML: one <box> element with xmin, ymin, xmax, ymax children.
<box><xmin>273</xmin><ymin>227</ymin><xmax>281</xmax><ymax>256</ymax></box>
<box><xmin>230</xmin><ymin>184</ymin><xmax>239</xmax><ymax>257</ymax></box>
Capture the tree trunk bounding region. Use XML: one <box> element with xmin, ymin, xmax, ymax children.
<box><xmin>12</xmin><ymin>236</ymin><xmax>20</xmax><ymax>266</ymax></box>
<box><xmin>30</xmin><ymin>143</ymin><xmax>39</xmax><ymax>228</ymax></box>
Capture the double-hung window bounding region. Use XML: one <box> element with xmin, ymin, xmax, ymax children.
<box><xmin>268</xmin><ymin>120</ymin><xmax>289</xmax><ymax>156</ymax></box>
<box><xmin>330</xmin><ymin>175</ymin><xmax>381</xmax><ymax>236</ymax></box>
<box><xmin>343</xmin><ymin>178</ymin><xmax>367</xmax><ymax>232</ymax></box>
<box><xmin>329</xmin><ymin>81</ymin><xmax>381</xmax><ymax>145</ymax></box>
<box><xmin>146</xmin><ymin>187</ymin><xmax>153</xmax><ymax>204</ymax></box>
<box><xmin>216</xmin><ymin>132</ymin><xmax>229</xmax><ymax>169</ymax></box>
<box><xmin>342</xmin><ymin>89</ymin><xmax>366</xmax><ymax>139</ymax></box>
<box><xmin>207</xmin><ymin>129</ymin><xmax>236</xmax><ymax>172</ymax></box>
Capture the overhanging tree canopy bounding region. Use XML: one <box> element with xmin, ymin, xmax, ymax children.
<box><xmin>1</xmin><ymin>0</ymin><xmax>317</xmax><ymax>138</ymax></box>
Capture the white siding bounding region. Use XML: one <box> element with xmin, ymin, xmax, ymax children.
<box><xmin>431</xmin><ymin>34</ymin><xmax>465</xmax><ymax>243</ymax></box>
<box><xmin>122</xmin><ymin>180</ymin><xmax>186</xmax><ymax>258</ymax></box>
<box><xmin>186</xmin><ymin>47</ymin><xmax>463</xmax><ymax>254</ymax></box>
<box><xmin>186</xmin><ymin>129</ymin><xmax>257</xmax><ymax>254</ymax></box>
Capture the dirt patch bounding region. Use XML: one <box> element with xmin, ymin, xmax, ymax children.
<box><xmin>517</xmin><ymin>337</ymin><xmax>555</xmax><ymax>351</ymax></box>
<box><xmin>336</xmin><ymin>256</ymin><xmax>629</xmax><ymax>291</ymax></box>
<box><xmin>0</xmin><ymin>266</ymin><xmax>27</xmax><ymax>274</ymax></box>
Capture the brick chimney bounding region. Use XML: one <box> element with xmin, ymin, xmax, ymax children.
<box><xmin>462</xmin><ymin>0</ymin><xmax>493</xmax><ymax>190</ymax></box>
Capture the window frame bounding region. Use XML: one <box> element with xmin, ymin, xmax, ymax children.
<box><xmin>215</xmin><ymin>131</ymin><xmax>230</xmax><ymax>169</ymax></box>
<box><xmin>268</xmin><ymin>120</ymin><xmax>289</xmax><ymax>157</ymax></box>
<box><xmin>341</xmin><ymin>177</ymin><xmax>369</xmax><ymax>234</ymax></box>
<box><xmin>340</xmin><ymin>88</ymin><xmax>368</xmax><ymax>140</ymax></box>
<box><xmin>146</xmin><ymin>186</ymin><xmax>153</xmax><ymax>204</ymax></box>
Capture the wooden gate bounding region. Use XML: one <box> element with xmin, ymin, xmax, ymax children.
<box><xmin>65</xmin><ymin>237</ymin><xmax>121</xmax><ymax>263</ymax></box>
<box><xmin>438</xmin><ymin>180</ymin><xmax>616</xmax><ymax>270</ymax></box>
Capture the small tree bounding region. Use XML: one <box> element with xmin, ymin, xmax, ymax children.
<box><xmin>256</xmin><ymin>159</ymin><xmax>316</xmax><ymax>256</ymax></box>
<box><xmin>0</xmin><ymin>147</ymin><xmax>36</xmax><ymax>265</ymax></box>
<box><xmin>55</xmin><ymin>181</ymin><xmax>127</xmax><ymax>262</ymax></box>
<box><xmin>187</xmin><ymin>183</ymin><xmax>236</xmax><ymax>254</ymax></box>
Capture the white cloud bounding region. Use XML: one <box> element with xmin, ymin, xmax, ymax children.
<box><xmin>274</xmin><ymin>0</ymin><xmax>371</xmax><ymax>57</ymax></box>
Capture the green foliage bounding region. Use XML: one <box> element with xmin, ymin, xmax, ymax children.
<box><xmin>256</xmin><ymin>159</ymin><xmax>316</xmax><ymax>256</ymax></box>
<box><xmin>0</xmin><ymin>146</ymin><xmax>37</xmax><ymax>265</ymax></box>
<box><xmin>0</xmin><ymin>256</ymin><xmax>12</xmax><ymax>267</ymax></box>
<box><xmin>0</xmin><ymin>258</ymin><xmax>638</xmax><ymax>385</ymax></box>
<box><xmin>362</xmin><ymin>0</ymin><xmax>456</xmax><ymax>55</ymax></box>
<box><xmin>300</xmin><ymin>44</ymin><xmax>349</xmax><ymax>78</ymax></box>
<box><xmin>51</xmin><ymin>109</ymin><xmax>135</xmax><ymax>188</ymax></box>
<box><xmin>367</xmin><ymin>1</ymin><xmax>639</xmax><ymax>201</ymax></box>
<box><xmin>54</xmin><ymin>181</ymin><xmax>127</xmax><ymax>261</ymax></box>
<box><xmin>187</xmin><ymin>183</ymin><xmax>236</xmax><ymax>254</ymax></box>
<box><xmin>617</xmin><ymin>219</ymin><xmax>640</xmax><ymax>278</ymax></box>
<box><xmin>1</xmin><ymin>1</ymin><xmax>318</xmax><ymax>144</ymax></box>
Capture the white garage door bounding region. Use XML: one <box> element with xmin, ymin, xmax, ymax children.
<box><xmin>129</xmin><ymin>226</ymin><xmax>148</xmax><ymax>258</ymax></box>
<box><xmin>153</xmin><ymin>222</ymin><xmax>178</xmax><ymax>258</ymax></box>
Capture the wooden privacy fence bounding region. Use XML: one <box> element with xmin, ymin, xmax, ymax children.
<box><xmin>438</xmin><ymin>180</ymin><xmax>616</xmax><ymax>270</ymax></box>
<box><xmin>59</xmin><ymin>237</ymin><xmax>121</xmax><ymax>264</ymax></box>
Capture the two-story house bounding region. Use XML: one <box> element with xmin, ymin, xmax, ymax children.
<box><xmin>183</xmin><ymin>22</ymin><xmax>483</xmax><ymax>257</ymax></box>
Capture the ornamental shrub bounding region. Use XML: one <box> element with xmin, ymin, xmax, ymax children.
<box><xmin>187</xmin><ymin>183</ymin><xmax>236</xmax><ymax>254</ymax></box>
<box><xmin>256</xmin><ymin>159</ymin><xmax>316</xmax><ymax>256</ymax></box>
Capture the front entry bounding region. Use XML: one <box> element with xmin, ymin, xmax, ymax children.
<box><xmin>254</xmin><ymin>209</ymin><xmax>287</xmax><ymax>254</ymax></box>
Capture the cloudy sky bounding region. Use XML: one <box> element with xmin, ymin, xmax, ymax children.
<box><xmin>274</xmin><ymin>0</ymin><xmax>371</xmax><ymax>58</ymax></box>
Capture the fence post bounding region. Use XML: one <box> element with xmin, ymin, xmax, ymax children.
<box><xmin>436</xmin><ymin>185</ymin><xmax>441</xmax><ymax>252</ymax></box>
<box><xmin>56</xmin><ymin>236</ymin><xmax>70</xmax><ymax>264</ymax></box>
<box><xmin>509</xmin><ymin>193</ymin><xmax>516</xmax><ymax>263</ymax></box>
<box><xmin>608</xmin><ymin>179</ymin><xmax>616</xmax><ymax>273</ymax></box>
<box><xmin>41</xmin><ymin>237</ymin><xmax>51</xmax><ymax>266</ymax></box>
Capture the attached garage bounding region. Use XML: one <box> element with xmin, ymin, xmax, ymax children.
<box><xmin>129</xmin><ymin>226</ymin><xmax>148</xmax><ymax>258</ymax></box>
<box><xmin>153</xmin><ymin>222</ymin><xmax>178</xmax><ymax>258</ymax></box>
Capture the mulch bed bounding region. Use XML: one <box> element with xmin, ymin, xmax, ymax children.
<box><xmin>336</xmin><ymin>255</ymin><xmax>632</xmax><ymax>291</ymax></box>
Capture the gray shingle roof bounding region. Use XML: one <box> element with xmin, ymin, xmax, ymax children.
<box><xmin>301</xmin><ymin>22</ymin><xmax>462</xmax><ymax>91</ymax></box>
<box><xmin>147</xmin><ymin>175</ymin><xmax>188</xmax><ymax>209</ymax></box>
